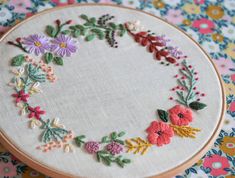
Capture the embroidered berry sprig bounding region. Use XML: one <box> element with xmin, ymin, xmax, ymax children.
<box><xmin>66</xmin><ymin>14</ymin><xmax>126</xmax><ymax>48</ymax></box>
<box><xmin>46</xmin><ymin>19</ymin><xmax>73</xmax><ymax>38</ymax></box>
<box><xmin>175</xmin><ymin>60</ymin><xmax>207</xmax><ymax>110</ymax></box>
<box><xmin>7</xmin><ymin>38</ymin><xmax>28</xmax><ymax>53</ymax></box>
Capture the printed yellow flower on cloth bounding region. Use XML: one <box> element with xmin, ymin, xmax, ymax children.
<box><xmin>183</xmin><ymin>4</ymin><xmax>201</xmax><ymax>14</ymax></box>
<box><xmin>152</xmin><ymin>0</ymin><xmax>165</xmax><ymax>9</ymax></box>
<box><xmin>219</xmin><ymin>136</ymin><xmax>235</xmax><ymax>156</ymax></box>
<box><xmin>224</xmin><ymin>82</ymin><xmax>235</xmax><ymax>96</ymax></box>
<box><xmin>206</xmin><ymin>5</ymin><xmax>224</xmax><ymax>20</ymax></box>
<box><xmin>225</xmin><ymin>175</ymin><xmax>235</xmax><ymax>178</ymax></box>
<box><xmin>183</xmin><ymin>19</ymin><xmax>191</xmax><ymax>26</ymax></box>
<box><xmin>212</xmin><ymin>33</ymin><xmax>224</xmax><ymax>42</ymax></box>
<box><xmin>225</xmin><ymin>43</ymin><xmax>235</xmax><ymax>58</ymax></box>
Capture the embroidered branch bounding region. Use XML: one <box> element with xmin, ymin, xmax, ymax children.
<box><xmin>125</xmin><ymin>137</ymin><xmax>152</xmax><ymax>155</ymax></box>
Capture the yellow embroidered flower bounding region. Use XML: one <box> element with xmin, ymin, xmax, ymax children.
<box><xmin>225</xmin><ymin>82</ymin><xmax>235</xmax><ymax>95</ymax></box>
<box><xmin>219</xmin><ymin>136</ymin><xmax>235</xmax><ymax>156</ymax></box>
<box><xmin>22</xmin><ymin>168</ymin><xmax>45</xmax><ymax>178</ymax></box>
<box><xmin>212</xmin><ymin>33</ymin><xmax>224</xmax><ymax>42</ymax></box>
<box><xmin>183</xmin><ymin>19</ymin><xmax>191</xmax><ymax>26</ymax></box>
<box><xmin>225</xmin><ymin>43</ymin><xmax>235</xmax><ymax>58</ymax></box>
<box><xmin>206</xmin><ymin>5</ymin><xmax>224</xmax><ymax>20</ymax></box>
<box><xmin>183</xmin><ymin>4</ymin><xmax>201</xmax><ymax>14</ymax></box>
<box><xmin>152</xmin><ymin>0</ymin><xmax>165</xmax><ymax>9</ymax></box>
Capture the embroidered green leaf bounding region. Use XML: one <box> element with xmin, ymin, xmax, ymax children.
<box><xmin>73</xmin><ymin>30</ymin><xmax>81</xmax><ymax>38</ymax></box>
<box><xmin>27</xmin><ymin>64</ymin><xmax>46</xmax><ymax>83</ymax></box>
<box><xmin>189</xmin><ymin>101</ymin><xmax>207</xmax><ymax>110</ymax></box>
<box><xmin>11</xmin><ymin>55</ymin><xmax>25</xmax><ymax>66</ymax></box>
<box><xmin>44</xmin><ymin>52</ymin><xmax>53</xmax><ymax>64</ymax></box>
<box><xmin>118</xmin><ymin>131</ymin><xmax>125</xmax><ymax>137</ymax></box>
<box><xmin>91</xmin><ymin>28</ymin><xmax>105</xmax><ymax>40</ymax></box>
<box><xmin>111</xmin><ymin>132</ymin><xmax>118</xmax><ymax>140</ymax></box>
<box><xmin>101</xmin><ymin>136</ymin><xmax>109</xmax><ymax>143</ymax></box>
<box><xmin>46</xmin><ymin>25</ymin><xmax>56</xmax><ymax>37</ymax></box>
<box><xmin>89</xmin><ymin>17</ymin><xmax>96</xmax><ymax>24</ymax></box>
<box><xmin>53</xmin><ymin>57</ymin><xmax>64</xmax><ymax>66</ymax></box>
<box><xmin>80</xmin><ymin>14</ymin><xmax>89</xmax><ymax>21</ymax></box>
<box><xmin>118</xmin><ymin>24</ymin><xmax>126</xmax><ymax>37</ymax></box>
<box><xmin>74</xmin><ymin>135</ymin><xmax>86</xmax><ymax>147</ymax></box>
<box><xmin>114</xmin><ymin>139</ymin><xmax>124</xmax><ymax>145</ymax></box>
<box><xmin>108</xmin><ymin>22</ymin><xmax>117</xmax><ymax>30</ymax></box>
<box><xmin>61</xmin><ymin>30</ymin><xmax>70</xmax><ymax>35</ymax></box>
<box><xmin>157</xmin><ymin>109</ymin><xmax>168</xmax><ymax>122</ymax></box>
<box><xmin>85</xmin><ymin>34</ymin><xmax>96</xmax><ymax>41</ymax></box>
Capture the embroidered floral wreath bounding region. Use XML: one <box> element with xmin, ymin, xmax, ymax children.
<box><xmin>7</xmin><ymin>14</ymin><xmax>207</xmax><ymax>168</ymax></box>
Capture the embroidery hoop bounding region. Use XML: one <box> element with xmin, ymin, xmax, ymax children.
<box><xmin>0</xmin><ymin>4</ymin><xmax>225</xmax><ymax>178</ymax></box>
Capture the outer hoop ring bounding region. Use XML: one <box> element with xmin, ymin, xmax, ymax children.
<box><xmin>0</xmin><ymin>4</ymin><xmax>226</xmax><ymax>178</ymax></box>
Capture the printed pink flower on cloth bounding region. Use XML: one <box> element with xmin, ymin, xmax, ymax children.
<box><xmin>213</xmin><ymin>58</ymin><xmax>235</xmax><ymax>75</ymax></box>
<box><xmin>22</xmin><ymin>34</ymin><xmax>50</xmax><ymax>55</ymax></box>
<box><xmin>8</xmin><ymin>0</ymin><xmax>32</xmax><ymax>13</ymax></box>
<box><xmin>203</xmin><ymin>154</ymin><xmax>230</xmax><ymax>177</ymax></box>
<box><xmin>51</xmin><ymin>34</ymin><xmax>77</xmax><ymax>57</ymax></box>
<box><xmin>193</xmin><ymin>0</ymin><xmax>205</xmax><ymax>4</ymax></box>
<box><xmin>146</xmin><ymin>121</ymin><xmax>174</xmax><ymax>146</ymax></box>
<box><xmin>165</xmin><ymin>9</ymin><xmax>184</xmax><ymax>25</ymax></box>
<box><xmin>192</xmin><ymin>18</ymin><xmax>215</xmax><ymax>34</ymax></box>
<box><xmin>0</xmin><ymin>162</ymin><xmax>17</xmax><ymax>177</ymax></box>
<box><xmin>51</xmin><ymin>0</ymin><xmax>76</xmax><ymax>6</ymax></box>
<box><xmin>169</xmin><ymin>105</ymin><xmax>193</xmax><ymax>126</ymax></box>
<box><xmin>28</xmin><ymin>106</ymin><xmax>45</xmax><ymax>120</ymax></box>
<box><xmin>12</xmin><ymin>90</ymin><xmax>30</xmax><ymax>103</ymax></box>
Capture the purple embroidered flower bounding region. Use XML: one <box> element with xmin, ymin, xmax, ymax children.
<box><xmin>106</xmin><ymin>142</ymin><xmax>123</xmax><ymax>155</ymax></box>
<box><xmin>51</xmin><ymin>34</ymin><xmax>77</xmax><ymax>57</ymax></box>
<box><xmin>156</xmin><ymin>35</ymin><xmax>170</xmax><ymax>46</ymax></box>
<box><xmin>84</xmin><ymin>141</ymin><xmax>100</xmax><ymax>154</ymax></box>
<box><xmin>22</xmin><ymin>34</ymin><xmax>50</xmax><ymax>55</ymax></box>
<box><xmin>168</xmin><ymin>46</ymin><xmax>183</xmax><ymax>58</ymax></box>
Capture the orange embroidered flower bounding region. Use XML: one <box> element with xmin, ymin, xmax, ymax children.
<box><xmin>146</xmin><ymin>121</ymin><xmax>174</xmax><ymax>146</ymax></box>
<box><xmin>169</xmin><ymin>105</ymin><xmax>193</xmax><ymax>126</ymax></box>
<box><xmin>219</xmin><ymin>136</ymin><xmax>235</xmax><ymax>156</ymax></box>
<box><xmin>212</xmin><ymin>33</ymin><xmax>224</xmax><ymax>42</ymax></box>
<box><xmin>183</xmin><ymin>19</ymin><xmax>191</xmax><ymax>26</ymax></box>
<box><xmin>152</xmin><ymin>0</ymin><xmax>165</xmax><ymax>9</ymax></box>
<box><xmin>206</xmin><ymin>5</ymin><xmax>224</xmax><ymax>20</ymax></box>
<box><xmin>225</xmin><ymin>43</ymin><xmax>235</xmax><ymax>58</ymax></box>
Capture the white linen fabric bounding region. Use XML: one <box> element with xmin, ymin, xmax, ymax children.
<box><xmin>0</xmin><ymin>5</ymin><xmax>223</xmax><ymax>178</ymax></box>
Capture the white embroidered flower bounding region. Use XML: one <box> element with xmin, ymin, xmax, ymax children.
<box><xmin>29</xmin><ymin>82</ymin><xmax>42</xmax><ymax>95</ymax></box>
<box><xmin>11</xmin><ymin>67</ymin><xmax>25</xmax><ymax>77</ymax></box>
<box><xmin>8</xmin><ymin>77</ymin><xmax>24</xmax><ymax>90</ymax></box>
<box><xmin>0</xmin><ymin>7</ymin><xmax>12</xmax><ymax>24</ymax></box>
<box><xmin>221</xmin><ymin>24</ymin><xmax>235</xmax><ymax>40</ymax></box>
<box><xmin>16</xmin><ymin>103</ymin><xmax>27</xmax><ymax>116</ymax></box>
<box><xmin>202</xmin><ymin>41</ymin><xmax>220</xmax><ymax>53</ymax></box>
<box><xmin>125</xmin><ymin>20</ymin><xmax>144</xmax><ymax>32</ymax></box>
<box><xmin>52</xmin><ymin>118</ymin><xmax>65</xmax><ymax>128</ymax></box>
<box><xmin>29</xmin><ymin>119</ymin><xmax>42</xmax><ymax>129</ymax></box>
<box><xmin>64</xmin><ymin>144</ymin><xmax>74</xmax><ymax>153</ymax></box>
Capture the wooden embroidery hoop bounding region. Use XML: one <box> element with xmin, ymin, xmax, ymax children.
<box><xmin>0</xmin><ymin>4</ymin><xmax>226</xmax><ymax>178</ymax></box>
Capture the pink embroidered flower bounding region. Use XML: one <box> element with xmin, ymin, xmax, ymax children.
<box><xmin>0</xmin><ymin>162</ymin><xmax>17</xmax><ymax>177</ymax></box>
<box><xmin>28</xmin><ymin>106</ymin><xmax>45</xmax><ymax>120</ymax></box>
<box><xmin>203</xmin><ymin>154</ymin><xmax>230</xmax><ymax>176</ymax></box>
<box><xmin>193</xmin><ymin>0</ymin><xmax>205</xmax><ymax>4</ymax></box>
<box><xmin>22</xmin><ymin>34</ymin><xmax>50</xmax><ymax>55</ymax></box>
<box><xmin>165</xmin><ymin>9</ymin><xmax>184</xmax><ymax>25</ymax></box>
<box><xmin>192</xmin><ymin>18</ymin><xmax>215</xmax><ymax>34</ymax></box>
<box><xmin>106</xmin><ymin>142</ymin><xmax>123</xmax><ymax>155</ymax></box>
<box><xmin>168</xmin><ymin>105</ymin><xmax>193</xmax><ymax>126</ymax></box>
<box><xmin>12</xmin><ymin>90</ymin><xmax>30</xmax><ymax>103</ymax></box>
<box><xmin>51</xmin><ymin>34</ymin><xmax>77</xmax><ymax>57</ymax></box>
<box><xmin>85</xmin><ymin>141</ymin><xmax>100</xmax><ymax>154</ymax></box>
<box><xmin>146</xmin><ymin>121</ymin><xmax>174</xmax><ymax>146</ymax></box>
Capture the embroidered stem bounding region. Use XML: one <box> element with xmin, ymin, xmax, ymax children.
<box><xmin>7</xmin><ymin>38</ymin><xmax>28</xmax><ymax>53</ymax></box>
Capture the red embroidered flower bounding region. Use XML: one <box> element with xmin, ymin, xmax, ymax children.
<box><xmin>28</xmin><ymin>106</ymin><xmax>45</xmax><ymax>120</ymax></box>
<box><xmin>12</xmin><ymin>90</ymin><xmax>30</xmax><ymax>103</ymax></box>
<box><xmin>146</xmin><ymin>121</ymin><xmax>174</xmax><ymax>146</ymax></box>
<box><xmin>168</xmin><ymin>105</ymin><xmax>193</xmax><ymax>126</ymax></box>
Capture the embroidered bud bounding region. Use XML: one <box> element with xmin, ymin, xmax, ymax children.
<box><xmin>55</xmin><ymin>19</ymin><xmax>61</xmax><ymax>26</ymax></box>
<box><xmin>16</xmin><ymin>37</ymin><xmax>22</xmax><ymax>43</ymax></box>
<box><xmin>66</xmin><ymin>20</ymin><xmax>73</xmax><ymax>25</ymax></box>
<box><xmin>7</xmin><ymin>41</ymin><xmax>14</xmax><ymax>45</ymax></box>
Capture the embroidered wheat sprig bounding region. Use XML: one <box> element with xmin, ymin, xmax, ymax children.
<box><xmin>170</xmin><ymin>124</ymin><xmax>200</xmax><ymax>138</ymax></box>
<box><xmin>125</xmin><ymin>137</ymin><xmax>152</xmax><ymax>155</ymax></box>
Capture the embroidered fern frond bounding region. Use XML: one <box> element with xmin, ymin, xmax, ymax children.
<box><xmin>170</xmin><ymin>124</ymin><xmax>200</xmax><ymax>138</ymax></box>
<box><xmin>125</xmin><ymin>137</ymin><xmax>152</xmax><ymax>155</ymax></box>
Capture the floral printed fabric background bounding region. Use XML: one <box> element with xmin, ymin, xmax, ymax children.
<box><xmin>0</xmin><ymin>0</ymin><xmax>234</xmax><ymax>177</ymax></box>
